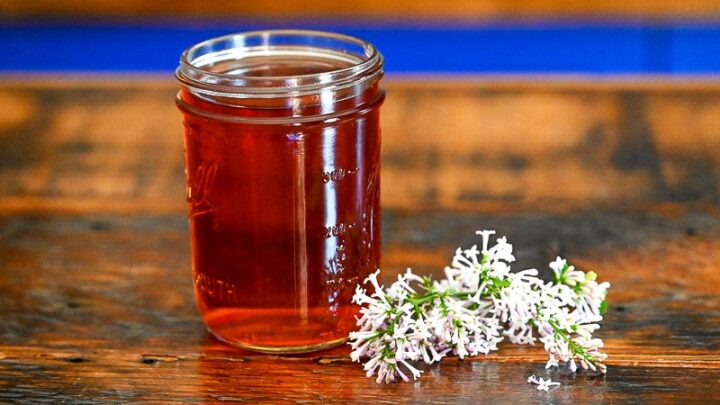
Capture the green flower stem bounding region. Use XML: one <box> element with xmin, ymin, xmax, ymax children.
<box><xmin>547</xmin><ymin>319</ymin><xmax>598</xmax><ymax>367</ymax></box>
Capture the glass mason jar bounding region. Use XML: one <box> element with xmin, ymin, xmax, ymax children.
<box><xmin>176</xmin><ymin>30</ymin><xmax>384</xmax><ymax>353</ymax></box>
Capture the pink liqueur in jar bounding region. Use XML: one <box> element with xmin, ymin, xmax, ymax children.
<box><xmin>176</xmin><ymin>30</ymin><xmax>384</xmax><ymax>353</ymax></box>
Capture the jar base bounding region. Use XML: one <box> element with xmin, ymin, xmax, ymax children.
<box><xmin>208</xmin><ymin>327</ymin><xmax>348</xmax><ymax>354</ymax></box>
<box><xmin>202</xmin><ymin>306</ymin><xmax>356</xmax><ymax>354</ymax></box>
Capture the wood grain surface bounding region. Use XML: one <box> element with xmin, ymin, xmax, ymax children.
<box><xmin>0</xmin><ymin>79</ymin><xmax>719</xmax><ymax>402</ymax></box>
<box><xmin>1</xmin><ymin>80</ymin><xmax>719</xmax><ymax>211</ymax></box>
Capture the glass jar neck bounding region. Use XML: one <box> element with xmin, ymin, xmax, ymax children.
<box><xmin>176</xmin><ymin>30</ymin><xmax>384</xmax><ymax>122</ymax></box>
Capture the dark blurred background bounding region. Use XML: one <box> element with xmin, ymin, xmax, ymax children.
<box><xmin>1</xmin><ymin>0</ymin><xmax>720</xmax><ymax>75</ymax></box>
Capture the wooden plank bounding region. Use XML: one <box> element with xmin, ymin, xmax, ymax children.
<box><xmin>1</xmin><ymin>351</ymin><xmax>719</xmax><ymax>402</ymax></box>
<box><xmin>0</xmin><ymin>82</ymin><xmax>719</xmax><ymax>213</ymax></box>
<box><xmin>2</xmin><ymin>0</ymin><xmax>720</xmax><ymax>19</ymax></box>
<box><xmin>1</xmin><ymin>210</ymin><xmax>719</xmax><ymax>358</ymax></box>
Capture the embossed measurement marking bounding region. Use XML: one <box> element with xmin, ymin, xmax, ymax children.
<box><xmin>324</xmin><ymin>222</ymin><xmax>358</xmax><ymax>275</ymax></box>
<box><xmin>322</xmin><ymin>222</ymin><xmax>356</xmax><ymax>239</ymax></box>
<box><xmin>322</xmin><ymin>167</ymin><xmax>359</xmax><ymax>183</ymax></box>
<box><xmin>326</xmin><ymin>244</ymin><xmax>347</xmax><ymax>275</ymax></box>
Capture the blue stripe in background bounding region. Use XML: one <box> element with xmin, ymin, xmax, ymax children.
<box><xmin>2</xmin><ymin>21</ymin><xmax>720</xmax><ymax>74</ymax></box>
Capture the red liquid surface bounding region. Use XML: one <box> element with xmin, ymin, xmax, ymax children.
<box><xmin>179</xmin><ymin>61</ymin><xmax>382</xmax><ymax>352</ymax></box>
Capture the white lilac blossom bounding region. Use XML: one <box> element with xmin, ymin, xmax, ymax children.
<box><xmin>348</xmin><ymin>230</ymin><xmax>611</xmax><ymax>386</ymax></box>
<box><xmin>527</xmin><ymin>375</ymin><xmax>561</xmax><ymax>391</ymax></box>
<box><xmin>550</xmin><ymin>257</ymin><xmax>610</xmax><ymax>323</ymax></box>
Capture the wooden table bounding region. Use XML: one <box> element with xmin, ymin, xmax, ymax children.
<box><xmin>1</xmin><ymin>78</ymin><xmax>719</xmax><ymax>402</ymax></box>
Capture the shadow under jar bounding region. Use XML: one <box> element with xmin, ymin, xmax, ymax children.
<box><xmin>176</xmin><ymin>30</ymin><xmax>384</xmax><ymax>353</ymax></box>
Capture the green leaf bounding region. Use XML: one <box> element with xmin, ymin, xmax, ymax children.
<box><xmin>599</xmin><ymin>299</ymin><xmax>608</xmax><ymax>315</ymax></box>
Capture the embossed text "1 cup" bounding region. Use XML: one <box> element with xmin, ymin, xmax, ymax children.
<box><xmin>176</xmin><ymin>30</ymin><xmax>384</xmax><ymax>353</ymax></box>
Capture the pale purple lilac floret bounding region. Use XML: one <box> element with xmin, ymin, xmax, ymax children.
<box><xmin>527</xmin><ymin>375</ymin><xmax>561</xmax><ymax>391</ymax></box>
<box><xmin>348</xmin><ymin>230</ymin><xmax>610</xmax><ymax>384</ymax></box>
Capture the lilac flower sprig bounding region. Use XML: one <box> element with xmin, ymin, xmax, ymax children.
<box><xmin>348</xmin><ymin>230</ymin><xmax>610</xmax><ymax>384</ymax></box>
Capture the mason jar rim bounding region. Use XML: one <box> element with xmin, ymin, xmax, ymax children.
<box><xmin>176</xmin><ymin>29</ymin><xmax>384</xmax><ymax>99</ymax></box>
